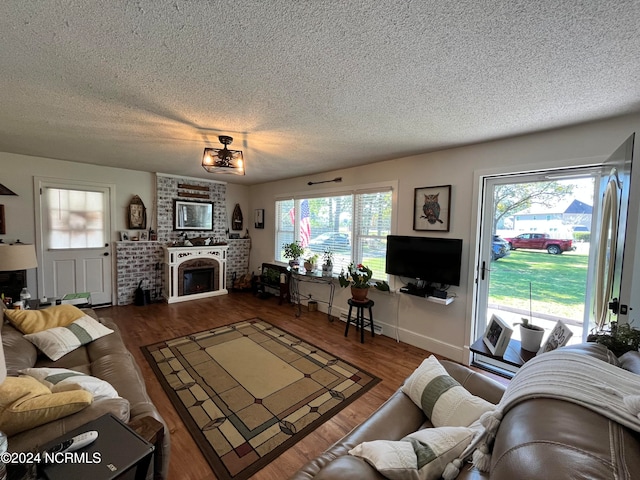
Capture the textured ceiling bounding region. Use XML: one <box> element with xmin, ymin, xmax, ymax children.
<box><xmin>1</xmin><ymin>1</ymin><xmax>640</xmax><ymax>185</ymax></box>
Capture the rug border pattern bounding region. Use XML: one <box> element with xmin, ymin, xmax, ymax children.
<box><xmin>141</xmin><ymin>318</ymin><xmax>381</xmax><ymax>480</ymax></box>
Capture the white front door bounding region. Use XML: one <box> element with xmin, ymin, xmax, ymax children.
<box><xmin>35</xmin><ymin>178</ymin><xmax>114</xmax><ymax>306</ymax></box>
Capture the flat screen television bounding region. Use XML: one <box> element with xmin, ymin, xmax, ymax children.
<box><xmin>385</xmin><ymin>235</ymin><xmax>463</xmax><ymax>286</ymax></box>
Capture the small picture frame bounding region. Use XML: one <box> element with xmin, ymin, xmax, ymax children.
<box><xmin>539</xmin><ymin>320</ymin><xmax>573</xmax><ymax>354</ymax></box>
<box><xmin>119</xmin><ymin>231</ymin><xmax>130</xmax><ymax>241</ymax></box>
<box><xmin>413</xmin><ymin>185</ymin><xmax>451</xmax><ymax>232</ymax></box>
<box><xmin>139</xmin><ymin>231</ymin><xmax>148</xmax><ymax>241</ymax></box>
<box><xmin>483</xmin><ymin>314</ymin><xmax>513</xmax><ymax>356</ymax></box>
<box><xmin>255</xmin><ymin>209</ymin><xmax>264</xmax><ymax>229</ymax></box>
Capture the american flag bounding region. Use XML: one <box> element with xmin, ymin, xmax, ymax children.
<box><xmin>288</xmin><ymin>199</ymin><xmax>312</xmax><ymax>247</ymax></box>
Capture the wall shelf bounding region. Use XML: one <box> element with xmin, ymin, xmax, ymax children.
<box><xmin>397</xmin><ymin>289</ymin><xmax>455</xmax><ymax>305</ymax></box>
<box><xmin>425</xmin><ymin>295</ymin><xmax>455</xmax><ymax>305</ymax></box>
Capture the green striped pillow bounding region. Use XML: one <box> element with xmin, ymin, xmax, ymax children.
<box><xmin>349</xmin><ymin>426</ymin><xmax>475</xmax><ymax>480</ymax></box>
<box><xmin>402</xmin><ymin>356</ymin><xmax>494</xmax><ymax>427</ymax></box>
<box><xmin>23</xmin><ymin>315</ymin><xmax>114</xmax><ymax>361</ymax></box>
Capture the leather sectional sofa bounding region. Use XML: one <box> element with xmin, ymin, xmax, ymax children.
<box><xmin>2</xmin><ymin>307</ymin><xmax>170</xmax><ymax>480</ymax></box>
<box><xmin>292</xmin><ymin>343</ymin><xmax>640</xmax><ymax>480</ymax></box>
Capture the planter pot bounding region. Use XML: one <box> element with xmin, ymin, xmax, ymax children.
<box><xmin>350</xmin><ymin>287</ymin><xmax>369</xmax><ymax>302</ymax></box>
<box><xmin>322</xmin><ymin>264</ymin><xmax>333</xmax><ymax>277</ymax></box>
<box><xmin>303</xmin><ymin>261</ymin><xmax>316</xmax><ymax>273</ymax></box>
<box><xmin>520</xmin><ymin>324</ymin><xmax>544</xmax><ymax>352</ymax></box>
<box><xmin>288</xmin><ymin>259</ymin><xmax>300</xmax><ymax>269</ymax></box>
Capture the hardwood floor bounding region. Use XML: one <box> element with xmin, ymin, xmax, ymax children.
<box><xmin>100</xmin><ymin>292</ymin><xmax>507</xmax><ymax>480</ymax></box>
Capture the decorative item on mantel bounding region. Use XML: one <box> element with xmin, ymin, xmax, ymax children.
<box><xmin>127</xmin><ymin>195</ymin><xmax>147</xmax><ymax>230</ymax></box>
<box><xmin>232</xmin><ymin>204</ymin><xmax>243</xmax><ymax>231</ymax></box>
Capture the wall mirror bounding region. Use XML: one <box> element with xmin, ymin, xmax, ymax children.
<box><xmin>174</xmin><ymin>200</ymin><xmax>214</xmax><ymax>231</ymax></box>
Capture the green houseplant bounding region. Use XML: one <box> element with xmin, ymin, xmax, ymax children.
<box><xmin>283</xmin><ymin>241</ymin><xmax>304</xmax><ymax>267</ymax></box>
<box><xmin>303</xmin><ymin>253</ymin><xmax>320</xmax><ymax>273</ymax></box>
<box><xmin>513</xmin><ymin>317</ymin><xmax>544</xmax><ymax>352</ymax></box>
<box><xmin>322</xmin><ymin>249</ymin><xmax>333</xmax><ymax>277</ymax></box>
<box><xmin>588</xmin><ymin>323</ymin><xmax>640</xmax><ymax>356</ymax></box>
<box><xmin>338</xmin><ymin>263</ymin><xmax>389</xmax><ymax>302</ymax></box>
<box><xmin>513</xmin><ymin>282</ymin><xmax>544</xmax><ymax>352</ymax></box>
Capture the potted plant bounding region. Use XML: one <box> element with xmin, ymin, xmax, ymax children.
<box><xmin>513</xmin><ymin>282</ymin><xmax>544</xmax><ymax>352</ymax></box>
<box><xmin>588</xmin><ymin>322</ymin><xmax>640</xmax><ymax>356</ymax></box>
<box><xmin>283</xmin><ymin>241</ymin><xmax>305</xmax><ymax>268</ymax></box>
<box><xmin>514</xmin><ymin>317</ymin><xmax>544</xmax><ymax>352</ymax></box>
<box><xmin>322</xmin><ymin>248</ymin><xmax>333</xmax><ymax>277</ymax></box>
<box><xmin>303</xmin><ymin>253</ymin><xmax>320</xmax><ymax>273</ymax></box>
<box><xmin>339</xmin><ymin>263</ymin><xmax>372</xmax><ymax>302</ymax></box>
<box><xmin>338</xmin><ymin>263</ymin><xmax>390</xmax><ymax>302</ymax></box>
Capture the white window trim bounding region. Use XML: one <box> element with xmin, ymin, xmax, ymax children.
<box><xmin>274</xmin><ymin>180</ymin><xmax>398</xmax><ymax>279</ymax></box>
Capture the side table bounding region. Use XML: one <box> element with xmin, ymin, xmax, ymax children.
<box><xmin>289</xmin><ymin>269</ymin><xmax>335</xmax><ymax>320</ymax></box>
<box><xmin>344</xmin><ymin>298</ymin><xmax>375</xmax><ymax>343</ymax></box>
<box><xmin>470</xmin><ymin>337</ymin><xmax>537</xmax><ymax>369</ymax></box>
<box><xmin>39</xmin><ymin>413</ymin><xmax>154</xmax><ymax>480</ymax></box>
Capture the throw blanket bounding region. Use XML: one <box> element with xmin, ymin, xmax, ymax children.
<box><xmin>442</xmin><ymin>349</ymin><xmax>640</xmax><ymax>479</ymax></box>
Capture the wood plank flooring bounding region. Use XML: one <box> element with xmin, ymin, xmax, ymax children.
<box><xmin>100</xmin><ymin>292</ymin><xmax>507</xmax><ymax>480</ymax></box>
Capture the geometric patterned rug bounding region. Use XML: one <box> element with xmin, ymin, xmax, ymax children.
<box><xmin>141</xmin><ymin>318</ymin><xmax>381</xmax><ymax>480</ymax></box>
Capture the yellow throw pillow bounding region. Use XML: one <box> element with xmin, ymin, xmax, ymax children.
<box><xmin>0</xmin><ymin>376</ymin><xmax>93</xmax><ymax>436</ymax></box>
<box><xmin>4</xmin><ymin>305</ymin><xmax>85</xmax><ymax>334</ymax></box>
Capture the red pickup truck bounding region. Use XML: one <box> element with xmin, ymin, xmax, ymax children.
<box><xmin>503</xmin><ymin>233</ymin><xmax>574</xmax><ymax>255</ymax></box>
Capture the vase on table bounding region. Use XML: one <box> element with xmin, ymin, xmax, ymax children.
<box><xmin>350</xmin><ymin>287</ymin><xmax>369</xmax><ymax>302</ymax></box>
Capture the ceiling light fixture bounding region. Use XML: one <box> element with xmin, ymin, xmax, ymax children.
<box><xmin>202</xmin><ymin>136</ymin><xmax>245</xmax><ymax>176</ymax></box>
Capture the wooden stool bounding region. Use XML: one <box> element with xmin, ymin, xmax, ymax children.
<box><xmin>344</xmin><ymin>298</ymin><xmax>375</xmax><ymax>343</ymax></box>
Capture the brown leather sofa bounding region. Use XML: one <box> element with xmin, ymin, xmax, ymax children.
<box><xmin>292</xmin><ymin>343</ymin><xmax>640</xmax><ymax>480</ymax></box>
<box><xmin>2</xmin><ymin>308</ymin><xmax>170</xmax><ymax>480</ymax></box>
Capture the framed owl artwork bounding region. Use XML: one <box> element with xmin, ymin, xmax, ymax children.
<box><xmin>413</xmin><ymin>185</ymin><xmax>451</xmax><ymax>232</ymax></box>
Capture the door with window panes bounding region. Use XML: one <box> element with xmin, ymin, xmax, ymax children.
<box><xmin>36</xmin><ymin>178</ymin><xmax>113</xmax><ymax>306</ymax></box>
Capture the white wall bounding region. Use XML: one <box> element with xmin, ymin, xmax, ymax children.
<box><xmin>3</xmin><ymin>113</ymin><xmax>639</xmax><ymax>362</ymax></box>
<box><xmin>0</xmin><ymin>152</ymin><xmax>250</xmax><ymax>297</ymax></box>
<box><xmin>247</xmin><ymin>113</ymin><xmax>640</xmax><ymax>363</ymax></box>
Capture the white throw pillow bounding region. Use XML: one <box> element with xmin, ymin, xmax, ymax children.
<box><xmin>23</xmin><ymin>315</ymin><xmax>114</xmax><ymax>361</ymax></box>
<box><xmin>402</xmin><ymin>356</ymin><xmax>495</xmax><ymax>427</ymax></box>
<box><xmin>20</xmin><ymin>367</ymin><xmax>120</xmax><ymax>401</ymax></box>
<box><xmin>349</xmin><ymin>426</ymin><xmax>475</xmax><ymax>480</ymax></box>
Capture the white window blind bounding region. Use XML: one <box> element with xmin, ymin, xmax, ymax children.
<box><xmin>275</xmin><ymin>186</ymin><xmax>393</xmax><ymax>279</ymax></box>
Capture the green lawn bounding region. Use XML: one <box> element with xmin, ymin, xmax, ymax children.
<box><xmin>489</xmin><ymin>250</ymin><xmax>589</xmax><ymax>320</ymax></box>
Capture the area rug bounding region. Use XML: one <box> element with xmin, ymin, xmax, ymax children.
<box><xmin>142</xmin><ymin>318</ymin><xmax>381</xmax><ymax>480</ymax></box>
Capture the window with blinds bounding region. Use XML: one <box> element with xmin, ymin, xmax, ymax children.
<box><xmin>275</xmin><ymin>186</ymin><xmax>393</xmax><ymax>280</ymax></box>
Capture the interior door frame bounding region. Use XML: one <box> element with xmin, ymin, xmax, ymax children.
<box><xmin>33</xmin><ymin>177</ymin><xmax>117</xmax><ymax>305</ymax></box>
